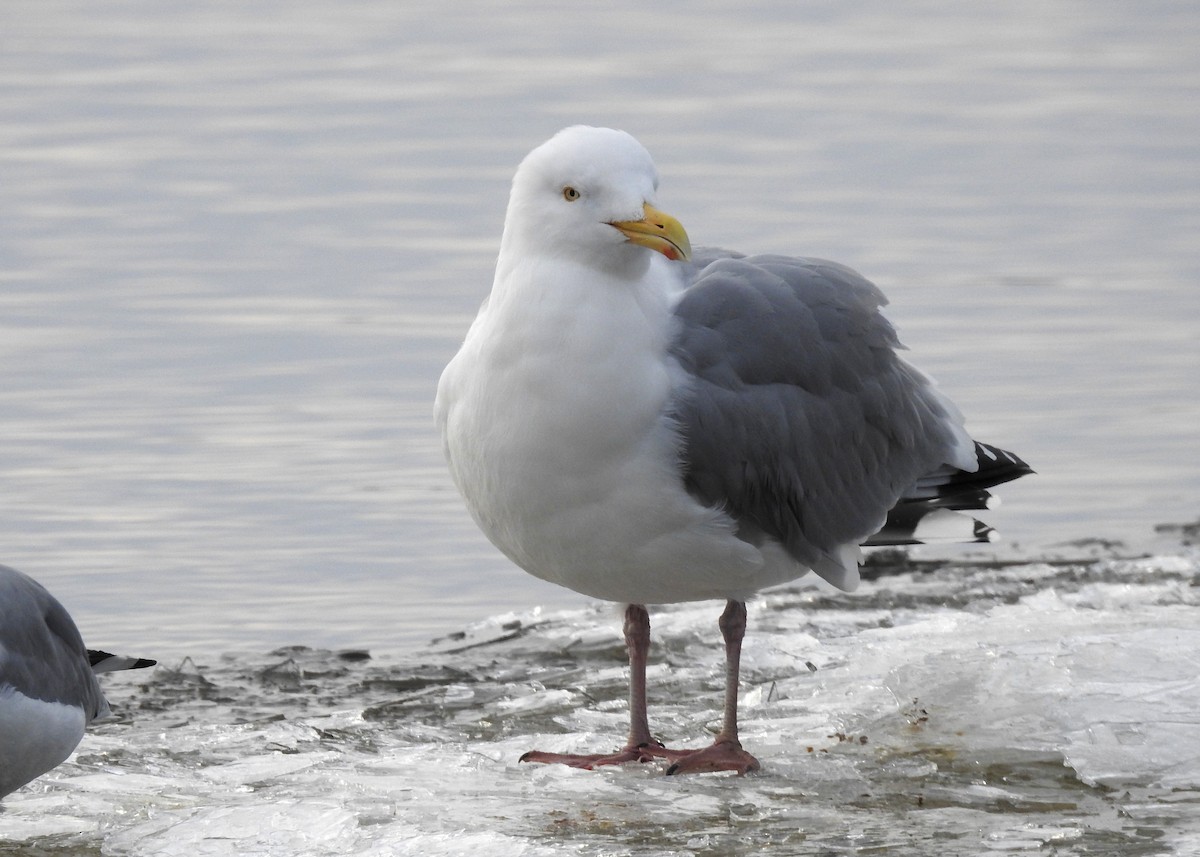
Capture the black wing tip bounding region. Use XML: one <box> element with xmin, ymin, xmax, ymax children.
<box><xmin>865</xmin><ymin>510</ymin><xmax>997</xmax><ymax>547</ymax></box>
<box><xmin>974</xmin><ymin>441</ymin><xmax>1035</xmax><ymax>482</ymax></box>
<box><xmin>973</xmin><ymin>519</ymin><xmax>998</xmax><ymax>543</ymax></box>
<box><xmin>88</xmin><ymin>649</ymin><xmax>158</xmax><ymax>671</ymax></box>
<box><xmin>872</xmin><ymin>441</ymin><xmax>1031</xmax><ymax>547</ymax></box>
<box><xmin>931</xmin><ymin>442</ymin><xmax>1034</xmax><ymax>508</ymax></box>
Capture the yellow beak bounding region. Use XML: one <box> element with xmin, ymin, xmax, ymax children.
<box><xmin>610</xmin><ymin>203</ymin><xmax>692</xmax><ymax>262</ymax></box>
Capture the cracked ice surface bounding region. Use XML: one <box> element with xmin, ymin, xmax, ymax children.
<box><xmin>2</xmin><ymin>554</ymin><xmax>1199</xmax><ymax>856</ymax></box>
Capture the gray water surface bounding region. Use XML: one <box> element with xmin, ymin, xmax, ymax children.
<box><xmin>2</xmin><ymin>0</ymin><xmax>1195</xmax><ymax>655</ymax></box>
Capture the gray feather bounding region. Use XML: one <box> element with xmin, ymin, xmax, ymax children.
<box><xmin>668</xmin><ymin>251</ymin><xmax>969</xmax><ymax>584</ymax></box>
<box><xmin>0</xmin><ymin>565</ymin><xmax>107</xmax><ymax>719</ymax></box>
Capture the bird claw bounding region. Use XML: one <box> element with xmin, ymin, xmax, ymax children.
<box><xmin>519</xmin><ymin>740</ymin><xmax>669</xmax><ymax>769</ymax></box>
<box><xmin>664</xmin><ymin>740</ymin><xmax>760</xmax><ymax>776</ymax></box>
<box><xmin>520</xmin><ymin>739</ymin><xmax>759</xmax><ymax>776</ymax></box>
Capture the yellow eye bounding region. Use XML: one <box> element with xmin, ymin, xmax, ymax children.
<box><xmin>562</xmin><ymin>186</ymin><xmax>581</xmax><ymax>202</ymax></box>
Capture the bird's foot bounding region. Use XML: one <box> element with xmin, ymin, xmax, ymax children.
<box><xmin>519</xmin><ymin>740</ymin><xmax>679</xmax><ymax>770</ymax></box>
<box><xmin>520</xmin><ymin>738</ymin><xmax>759</xmax><ymax>775</ymax></box>
<box><xmin>663</xmin><ymin>739</ymin><xmax>760</xmax><ymax>776</ymax></box>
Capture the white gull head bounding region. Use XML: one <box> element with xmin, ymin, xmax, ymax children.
<box><xmin>498</xmin><ymin>125</ymin><xmax>690</xmax><ymax>279</ymax></box>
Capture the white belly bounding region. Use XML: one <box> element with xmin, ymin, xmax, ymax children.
<box><xmin>437</xmin><ymin>259</ymin><xmax>785</xmax><ymax>604</ymax></box>
<box><xmin>0</xmin><ymin>686</ymin><xmax>88</xmax><ymax>797</ymax></box>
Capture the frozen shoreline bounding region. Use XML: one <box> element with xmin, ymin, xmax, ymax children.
<box><xmin>4</xmin><ymin>550</ymin><xmax>1198</xmax><ymax>856</ymax></box>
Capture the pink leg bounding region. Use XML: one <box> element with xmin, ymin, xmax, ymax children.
<box><xmin>665</xmin><ymin>600</ymin><xmax>760</xmax><ymax>775</ymax></box>
<box><xmin>622</xmin><ymin>602</ymin><xmax>653</xmax><ymax>746</ymax></box>
<box><xmin>520</xmin><ymin>601</ymin><xmax>760</xmax><ymax>775</ymax></box>
<box><xmin>520</xmin><ymin>603</ymin><xmax>676</xmax><ymax>769</ymax></box>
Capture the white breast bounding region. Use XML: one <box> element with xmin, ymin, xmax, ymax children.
<box><xmin>436</xmin><ymin>257</ymin><xmax>765</xmax><ymax>604</ymax></box>
<box><xmin>0</xmin><ymin>686</ymin><xmax>88</xmax><ymax>797</ymax></box>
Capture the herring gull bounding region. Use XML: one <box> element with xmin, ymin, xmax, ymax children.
<box><xmin>435</xmin><ymin>126</ymin><xmax>1031</xmax><ymax>775</ymax></box>
<box><xmin>0</xmin><ymin>564</ymin><xmax>156</xmax><ymax>798</ymax></box>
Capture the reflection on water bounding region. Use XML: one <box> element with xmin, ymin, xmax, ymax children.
<box><xmin>1</xmin><ymin>2</ymin><xmax>1199</xmax><ymax>849</ymax></box>
<box><xmin>1</xmin><ymin>0</ymin><xmax>1195</xmax><ymax>658</ymax></box>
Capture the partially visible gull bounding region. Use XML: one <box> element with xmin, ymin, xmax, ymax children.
<box><xmin>0</xmin><ymin>564</ymin><xmax>156</xmax><ymax>799</ymax></box>
<box><xmin>435</xmin><ymin>125</ymin><xmax>1031</xmax><ymax>775</ymax></box>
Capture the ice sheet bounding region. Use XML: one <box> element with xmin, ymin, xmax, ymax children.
<box><xmin>2</xmin><ymin>553</ymin><xmax>1198</xmax><ymax>855</ymax></box>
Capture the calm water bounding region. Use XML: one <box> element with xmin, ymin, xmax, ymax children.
<box><xmin>1</xmin><ymin>1</ymin><xmax>1199</xmax><ymax>853</ymax></box>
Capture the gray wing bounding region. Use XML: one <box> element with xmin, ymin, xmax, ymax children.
<box><xmin>668</xmin><ymin>251</ymin><xmax>969</xmax><ymax>585</ymax></box>
<box><xmin>0</xmin><ymin>565</ymin><xmax>108</xmax><ymax>720</ymax></box>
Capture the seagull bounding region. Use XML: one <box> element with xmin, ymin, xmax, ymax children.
<box><xmin>435</xmin><ymin>126</ymin><xmax>1031</xmax><ymax>775</ymax></box>
<box><xmin>0</xmin><ymin>564</ymin><xmax>156</xmax><ymax>799</ymax></box>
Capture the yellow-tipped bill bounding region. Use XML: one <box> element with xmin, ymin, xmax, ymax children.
<box><xmin>610</xmin><ymin>203</ymin><xmax>692</xmax><ymax>262</ymax></box>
